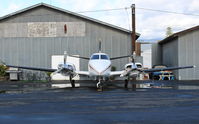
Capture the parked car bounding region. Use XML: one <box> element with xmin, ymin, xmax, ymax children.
<box><xmin>149</xmin><ymin>65</ymin><xmax>175</xmax><ymax>80</ymax></box>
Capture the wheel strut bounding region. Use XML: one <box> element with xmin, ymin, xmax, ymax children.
<box><xmin>97</xmin><ymin>79</ymin><xmax>103</xmax><ymax>91</ymax></box>
<box><xmin>124</xmin><ymin>79</ymin><xmax>128</xmax><ymax>88</ymax></box>
<box><xmin>70</xmin><ymin>75</ymin><xmax>75</xmax><ymax>88</ymax></box>
<box><xmin>97</xmin><ymin>80</ymin><xmax>101</xmax><ymax>88</ymax></box>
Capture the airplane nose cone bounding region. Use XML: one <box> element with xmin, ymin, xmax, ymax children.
<box><xmin>93</xmin><ymin>65</ymin><xmax>106</xmax><ymax>74</ymax></box>
<box><xmin>89</xmin><ymin>60</ymin><xmax>111</xmax><ymax>75</ymax></box>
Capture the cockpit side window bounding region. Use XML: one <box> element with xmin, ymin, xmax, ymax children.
<box><xmin>91</xmin><ymin>55</ymin><xmax>99</xmax><ymax>60</ymax></box>
<box><xmin>101</xmin><ymin>55</ymin><xmax>109</xmax><ymax>60</ymax></box>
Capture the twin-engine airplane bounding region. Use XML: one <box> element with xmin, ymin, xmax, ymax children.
<box><xmin>5</xmin><ymin>42</ymin><xmax>195</xmax><ymax>89</ymax></box>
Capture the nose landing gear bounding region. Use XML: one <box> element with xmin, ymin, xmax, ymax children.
<box><xmin>97</xmin><ymin>79</ymin><xmax>103</xmax><ymax>91</ymax></box>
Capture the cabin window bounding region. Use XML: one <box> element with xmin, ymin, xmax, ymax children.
<box><xmin>91</xmin><ymin>55</ymin><xmax>99</xmax><ymax>60</ymax></box>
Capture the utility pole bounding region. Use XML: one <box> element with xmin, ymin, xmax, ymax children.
<box><xmin>131</xmin><ymin>4</ymin><xmax>136</xmax><ymax>55</ymax></box>
<box><xmin>131</xmin><ymin>4</ymin><xmax>137</xmax><ymax>89</ymax></box>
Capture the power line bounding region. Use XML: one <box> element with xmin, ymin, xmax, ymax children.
<box><xmin>136</xmin><ymin>7</ymin><xmax>199</xmax><ymax>16</ymax></box>
<box><xmin>76</xmin><ymin>7</ymin><xmax>130</xmax><ymax>13</ymax></box>
<box><xmin>124</xmin><ymin>7</ymin><xmax>131</xmax><ymax>30</ymax></box>
<box><xmin>75</xmin><ymin>7</ymin><xmax>199</xmax><ymax>17</ymax></box>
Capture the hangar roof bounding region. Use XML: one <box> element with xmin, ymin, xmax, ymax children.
<box><xmin>0</xmin><ymin>3</ymin><xmax>140</xmax><ymax>39</ymax></box>
<box><xmin>159</xmin><ymin>25</ymin><xmax>199</xmax><ymax>45</ymax></box>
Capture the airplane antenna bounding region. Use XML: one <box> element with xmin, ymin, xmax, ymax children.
<box><xmin>64</xmin><ymin>51</ymin><xmax>67</xmax><ymax>64</ymax></box>
<box><xmin>99</xmin><ymin>40</ymin><xmax>102</xmax><ymax>53</ymax></box>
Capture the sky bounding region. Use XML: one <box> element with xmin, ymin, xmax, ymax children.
<box><xmin>0</xmin><ymin>0</ymin><xmax>198</xmax><ymax>41</ymax></box>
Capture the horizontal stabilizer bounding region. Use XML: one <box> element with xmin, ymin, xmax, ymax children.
<box><xmin>68</xmin><ymin>55</ymin><xmax>90</xmax><ymax>60</ymax></box>
<box><xmin>110</xmin><ymin>55</ymin><xmax>131</xmax><ymax>60</ymax></box>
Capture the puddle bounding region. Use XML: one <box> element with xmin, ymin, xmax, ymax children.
<box><xmin>1</xmin><ymin>81</ymin><xmax>199</xmax><ymax>95</ymax></box>
<box><xmin>177</xmin><ymin>85</ymin><xmax>199</xmax><ymax>90</ymax></box>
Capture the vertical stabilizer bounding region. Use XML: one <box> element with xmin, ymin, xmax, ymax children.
<box><xmin>99</xmin><ymin>40</ymin><xmax>102</xmax><ymax>53</ymax></box>
<box><xmin>64</xmin><ymin>51</ymin><xmax>67</xmax><ymax>64</ymax></box>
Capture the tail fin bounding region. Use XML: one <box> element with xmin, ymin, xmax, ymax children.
<box><xmin>99</xmin><ymin>40</ymin><xmax>102</xmax><ymax>53</ymax></box>
<box><xmin>64</xmin><ymin>51</ymin><xmax>67</xmax><ymax>64</ymax></box>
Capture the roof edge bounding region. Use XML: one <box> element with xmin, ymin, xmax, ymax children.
<box><xmin>0</xmin><ymin>2</ymin><xmax>140</xmax><ymax>37</ymax></box>
<box><xmin>159</xmin><ymin>25</ymin><xmax>199</xmax><ymax>44</ymax></box>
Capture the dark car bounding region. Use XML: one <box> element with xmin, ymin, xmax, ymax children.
<box><xmin>149</xmin><ymin>65</ymin><xmax>175</xmax><ymax>80</ymax></box>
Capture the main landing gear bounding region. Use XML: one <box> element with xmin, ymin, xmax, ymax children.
<box><xmin>124</xmin><ymin>77</ymin><xmax>136</xmax><ymax>90</ymax></box>
<box><xmin>124</xmin><ymin>79</ymin><xmax>128</xmax><ymax>88</ymax></box>
<box><xmin>69</xmin><ymin>75</ymin><xmax>75</xmax><ymax>88</ymax></box>
<box><xmin>124</xmin><ymin>77</ymin><xmax>137</xmax><ymax>90</ymax></box>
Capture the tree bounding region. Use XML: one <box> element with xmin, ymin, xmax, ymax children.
<box><xmin>166</xmin><ymin>27</ymin><xmax>173</xmax><ymax>37</ymax></box>
<box><xmin>0</xmin><ymin>65</ymin><xmax>7</xmax><ymax>77</ymax></box>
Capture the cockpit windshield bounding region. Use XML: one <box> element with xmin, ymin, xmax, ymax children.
<box><xmin>91</xmin><ymin>55</ymin><xmax>99</xmax><ymax>60</ymax></box>
<box><xmin>101</xmin><ymin>55</ymin><xmax>109</xmax><ymax>60</ymax></box>
<box><xmin>91</xmin><ymin>54</ymin><xmax>109</xmax><ymax>60</ymax></box>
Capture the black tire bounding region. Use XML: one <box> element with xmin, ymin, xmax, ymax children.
<box><xmin>71</xmin><ymin>80</ymin><xmax>75</xmax><ymax>88</ymax></box>
<box><xmin>124</xmin><ymin>79</ymin><xmax>128</xmax><ymax>88</ymax></box>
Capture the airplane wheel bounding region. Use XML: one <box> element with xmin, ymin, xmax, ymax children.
<box><xmin>97</xmin><ymin>82</ymin><xmax>103</xmax><ymax>91</ymax></box>
<box><xmin>97</xmin><ymin>85</ymin><xmax>103</xmax><ymax>91</ymax></box>
<box><xmin>71</xmin><ymin>80</ymin><xmax>75</xmax><ymax>88</ymax></box>
<box><xmin>124</xmin><ymin>79</ymin><xmax>128</xmax><ymax>88</ymax></box>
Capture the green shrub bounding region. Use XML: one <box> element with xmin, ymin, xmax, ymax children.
<box><xmin>46</xmin><ymin>72</ymin><xmax>52</xmax><ymax>77</ymax></box>
<box><xmin>111</xmin><ymin>66</ymin><xmax>116</xmax><ymax>71</ymax></box>
<box><xmin>0</xmin><ymin>65</ymin><xmax>8</xmax><ymax>77</ymax></box>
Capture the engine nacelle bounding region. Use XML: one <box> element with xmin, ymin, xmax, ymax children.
<box><xmin>124</xmin><ymin>62</ymin><xmax>142</xmax><ymax>70</ymax></box>
<box><xmin>57</xmin><ymin>63</ymin><xmax>76</xmax><ymax>76</ymax></box>
<box><xmin>121</xmin><ymin>62</ymin><xmax>143</xmax><ymax>77</ymax></box>
<box><xmin>125</xmin><ymin>63</ymin><xmax>137</xmax><ymax>70</ymax></box>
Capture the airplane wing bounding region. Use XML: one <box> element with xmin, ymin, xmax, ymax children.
<box><xmin>110</xmin><ymin>71</ymin><xmax>124</xmax><ymax>76</ymax></box>
<box><xmin>6</xmin><ymin>65</ymin><xmax>56</xmax><ymax>72</ymax></box>
<box><xmin>76</xmin><ymin>71</ymin><xmax>90</xmax><ymax>76</ymax></box>
<box><xmin>143</xmin><ymin>65</ymin><xmax>195</xmax><ymax>73</ymax></box>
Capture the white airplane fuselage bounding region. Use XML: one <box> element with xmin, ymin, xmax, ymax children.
<box><xmin>88</xmin><ymin>53</ymin><xmax>111</xmax><ymax>79</ymax></box>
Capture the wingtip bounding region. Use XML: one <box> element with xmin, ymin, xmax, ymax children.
<box><xmin>193</xmin><ymin>65</ymin><xmax>196</xmax><ymax>68</ymax></box>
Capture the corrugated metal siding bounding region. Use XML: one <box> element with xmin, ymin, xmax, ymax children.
<box><xmin>162</xmin><ymin>39</ymin><xmax>178</xmax><ymax>66</ymax></box>
<box><xmin>162</xmin><ymin>38</ymin><xmax>179</xmax><ymax>78</ymax></box>
<box><xmin>0</xmin><ymin>6</ymin><xmax>131</xmax><ymax>80</ymax></box>
<box><xmin>152</xmin><ymin>43</ymin><xmax>162</xmax><ymax>66</ymax></box>
<box><xmin>178</xmin><ymin>30</ymin><xmax>199</xmax><ymax>80</ymax></box>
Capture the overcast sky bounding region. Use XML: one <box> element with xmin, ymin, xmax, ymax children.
<box><xmin>0</xmin><ymin>0</ymin><xmax>198</xmax><ymax>41</ymax></box>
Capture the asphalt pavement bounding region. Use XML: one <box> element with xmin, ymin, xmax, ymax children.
<box><xmin>0</xmin><ymin>81</ymin><xmax>199</xmax><ymax>124</ymax></box>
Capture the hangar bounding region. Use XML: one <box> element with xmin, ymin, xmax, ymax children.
<box><xmin>152</xmin><ymin>25</ymin><xmax>199</xmax><ymax>80</ymax></box>
<box><xmin>0</xmin><ymin>3</ymin><xmax>139</xmax><ymax>80</ymax></box>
